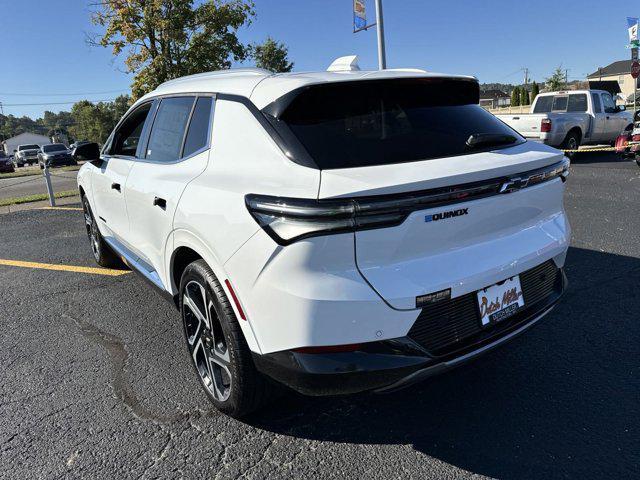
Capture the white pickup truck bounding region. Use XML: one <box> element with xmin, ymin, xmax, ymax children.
<box><xmin>496</xmin><ymin>90</ymin><xmax>633</xmax><ymax>153</ymax></box>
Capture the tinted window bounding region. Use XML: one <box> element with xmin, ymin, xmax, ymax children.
<box><xmin>567</xmin><ymin>94</ymin><xmax>588</xmax><ymax>112</ymax></box>
<box><xmin>182</xmin><ymin>97</ymin><xmax>213</xmax><ymax>157</ymax></box>
<box><xmin>19</xmin><ymin>144</ymin><xmax>40</xmax><ymax>150</ymax></box>
<box><xmin>277</xmin><ymin>79</ymin><xmax>522</xmax><ymax>169</ymax></box>
<box><xmin>552</xmin><ymin>96</ymin><xmax>568</xmax><ymax>111</ymax></box>
<box><xmin>111</xmin><ymin>103</ymin><xmax>153</xmax><ymax>157</ymax></box>
<box><xmin>146</xmin><ymin>97</ymin><xmax>195</xmax><ymax>162</ymax></box>
<box><xmin>592</xmin><ymin>93</ymin><xmax>602</xmax><ymax>113</ymax></box>
<box><xmin>42</xmin><ymin>144</ymin><xmax>67</xmax><ymax>153</ymax></box>
<box><xmin>533</xmin><ymin>96</ymin><xmax>554</xmax><ymax>113</ymax></box>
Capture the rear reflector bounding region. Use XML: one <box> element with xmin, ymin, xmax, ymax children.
<box><xmin>293</xmin><ymin>344</ymin><xmax>363</xmax><ymax>354</ymax></box>
<box><xmin>224</xmin><ymin>279</ymin><xmax>246</xmax><ymax>321</ymax></box>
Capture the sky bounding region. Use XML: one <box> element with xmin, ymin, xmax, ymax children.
<box><xmin>0</xmin><ymin>0</ymin><xmax>636</xmax><ymax>119</ymax></box>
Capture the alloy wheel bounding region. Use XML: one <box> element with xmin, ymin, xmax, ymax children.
<box><xmin>182</xmin><ymin>280</ymin><xmax>232</xmax><ymax>402</ymax></box>
<box><xmin>83</xmin><ymin>200</ymin><xmax>100</xmax><ymax>261</ymax></box>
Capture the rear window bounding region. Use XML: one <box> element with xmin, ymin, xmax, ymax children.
<box><xmin>274</xmin><ymin>79</ymin><xmax>524</xmax><ymax>169</ymax></box>
<box><xmin>42</xmin><ymin>144</ymin><xmax>67</xmax><ymax>153</ymax></box>
<box><xmin>533</xmin><ymin>94</ymin><xmax>588</xmax><ymax>113</ymax></box>
<box><xmin>19</xmin><ymin>144</ymin><xmax>39</xmax><ymax>150</ymax></box>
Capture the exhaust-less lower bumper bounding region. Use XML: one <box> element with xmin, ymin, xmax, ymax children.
<box><xmin>253</xmin><ymin>270</ymin><xmax>566</xmax><ymax>396</ymax></box>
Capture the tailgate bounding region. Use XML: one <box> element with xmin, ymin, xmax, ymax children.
<box><xmin>497</xmin><ymin>114</ymin><xmax>545</xmax><ymax>139</ymax></box>
<box><xmin>320</xmin><ymin>142</ymin><xmax>568</xmax><ymax>310</ymax></box>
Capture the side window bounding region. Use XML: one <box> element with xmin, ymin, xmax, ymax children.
<box><xmin>602</xmin><ymin>93</ymin><xmax>616</xmax><ymax>113</ymax></box>
<box><xmin>182</xmin><ymin>97</ymin><xmax>214</xmax><ymax>158</ymax></box>
<box><xmin>567</xmin><ymin>94</ymin><xmax>588</xmax><ymax>112</ymax></box>
<box><xmin>146</xmin><ymin>97</ymin><xmax>195</xmax><ymax>163</ymax></box>
<box><xmin>110</xmin><ymin>103</ymin><xmax>153</xmax><ymax>157</ymax></box>
<box><xmin>591</xmin><ymin>93</ymin><xmax>602</xmax><ymax>113</ymax></box>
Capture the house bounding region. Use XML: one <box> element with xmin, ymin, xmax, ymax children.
<box><xmin>479</xmin><ymin>89</ymin><xmax>511</xmax><ymax>108</ymax></box>
<box><xmin>587</xmin><ymin>60</ymin><xmax>638</xmax><ymax>103</ymax></box>
<box><xmin>1</xmin><ymin>132</ymin><xmax>50</xmax><ymax>155</ymax></box>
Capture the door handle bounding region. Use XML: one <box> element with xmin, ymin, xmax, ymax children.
<box><xmin>111</xmin><ymin>182</ymin><xmax>121</xmax><ymax>192</ymax></box>
<box><xmin>153</xmin><ymin>196</ymin><xmax>167</xmax><ymax>210</ymax></box>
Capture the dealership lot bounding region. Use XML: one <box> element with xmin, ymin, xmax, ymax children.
<box><xmin>0</xmin><ymin>153</ymin><xmax>638</xmax><ymax>479</ymax></box>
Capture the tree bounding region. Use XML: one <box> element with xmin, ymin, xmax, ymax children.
<box><xmin>68</xmin><ymin>95</ymin><xmax>132</xmax><ymax>144</ymax></box>
<box><xmin>520</xmin><ymin>87</ymin><xmax>530</xmax><ymax>106</ymax></box>
<box><xmin>251</xmin><ymin>36</ymin><xmax>293</xmax><ymax>72</ymax></box>
<box><xmin>531</xmin><ymin>82</ymin><xmax>540</xmax><ymax>102</ymax></box>
<box><xmin>511</xmin><ymin>87</ymin><xmax>521</xmax><ymax>107</ymax></box>
<box><xmin>545</xmin><ymin>66</ymin><xmax>565</xmax><ymax>92</ymax></box>
<box><xmin>90</xmin><ymin>0</ymin><xmax>255</xmax><ymax>99</ymax></box>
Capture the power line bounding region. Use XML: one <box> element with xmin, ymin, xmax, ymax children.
<box><xmin>0</xmin><ymin>89</ymin><xmax>128</xmax><ymax>97</ymax></box>
<box><xmin>1</xmin><ymin>99</ymin><xmax>117</xmax><ymax>107</ymax></box>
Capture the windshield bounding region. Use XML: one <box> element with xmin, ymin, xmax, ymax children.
<box><xmin>42</xmin><ymin>144</ymin><xmax>68</xmax><ymax>153</ymax></box>
<box><xmin>273</xmin><ymin>78</ymin><xmax>524</xmax><ymax>169</ymax></box>
<box><xmin>18</xmin><ymin>144</ymin><xmax>40</xmax><ymax>150</ymax></box>
<box><xmin>533</xmin><ymin>94</ymin><xmax>588</xmax><ymax>113</ymax></box>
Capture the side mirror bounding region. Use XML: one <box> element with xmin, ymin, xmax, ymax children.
<box><xmin>72</xmin><ymin>142</ymin><xmax>100</xmax><ymax>161</ymax></box>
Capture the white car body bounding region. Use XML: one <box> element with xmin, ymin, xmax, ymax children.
<box><xmin>78</xmin><ymin>64</ymin><xmax>570</xmax><ymax>399</ymax></box>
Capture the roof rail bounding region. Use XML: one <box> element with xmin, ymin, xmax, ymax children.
<box><xmin>158</xmin><ymin>68</ymin><xmax>272</xmax><ymax>88</ymax></box>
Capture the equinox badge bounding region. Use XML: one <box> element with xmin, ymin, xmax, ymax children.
<box><xmin>425</xmin><ymin>208</ymin><xmax>469</xmax><ymax>222</ymax></box>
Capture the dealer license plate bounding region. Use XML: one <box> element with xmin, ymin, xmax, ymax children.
<box><xmin>477</xmin><ymin>276</ymin><xmax>525</xmax><ymax>327</ymax></box>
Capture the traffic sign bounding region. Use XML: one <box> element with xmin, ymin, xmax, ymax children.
<box><xmin>632</xmin><ymin>61</ymin><xmax>640</xmax><ymax>79</ymax></box>
<box><xmin>633</xmin><ymin>48</ymin><xmax>639</xmax><ymax>62</ymax></box>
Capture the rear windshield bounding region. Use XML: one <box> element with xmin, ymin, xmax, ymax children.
<box><xmin>533</xmin><ymin>94</ymin><xmax>588</xmax><ymax>113</ymax></box>
<box><xmin>273</xmin><ymin>78</ymin><xmax>524</xmax><ymax>169</ymax></box>
<box><xmin>19</xmin><ymin>144</ymin><xmax>39</xmax><ymax>150</ymax></box>
<box><xmin>42</xmin><ymin>144</ymin><xmax>67</xmax><ymax>153</ymax></box>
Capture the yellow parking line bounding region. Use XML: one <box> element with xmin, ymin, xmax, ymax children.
<box><xmin>0</xmin><ymin>259</ymin><xmax>130</xmax><ymax>276</ymax></box>
<box><xmin>38</xmin><ymin>206</ymin><xmax>83</xmax><ymax>211</ymax></box>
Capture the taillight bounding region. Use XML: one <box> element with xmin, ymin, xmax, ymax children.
<box><xmin>245</xmin><ymin>160</ymin><xmax>569</xmax><ymax>245</ymax></box>
<box><xmin>245</xmin><ymin>181</ymin><xmax>501</xmax><ymax>245</ymax></box>
<box><xmin>541</xmin><ymin>118</ymin><xmax>552</xmax><ymax>133</ymax></box>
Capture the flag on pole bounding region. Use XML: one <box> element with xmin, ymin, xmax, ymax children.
<box><xmin>354</xmin><ymin>0</ymin><xmax>367</xmax><ymax>31</ymax></box>
<box><xmin>628</xmin><ymin>17</ymin><xmax>639</xmax><ymax>48</ymax></box>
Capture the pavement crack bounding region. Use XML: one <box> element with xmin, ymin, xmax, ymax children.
<box><xmin>61</xmin><ymin>313</ymin><xmax>185</xmax><ymax>425</ymax></box>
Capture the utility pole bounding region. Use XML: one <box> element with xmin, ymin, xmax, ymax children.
<box><xmin>523</xmin><ymin>68</ymin><xmax>529</xmax><ymax>86</ymax></box>
<box><xmin>565</xmin><ymin>69</ymin><xmax>569</xmax><ymax>88</ymax></box>
<box><xmin>374</xmin><ymin>0</ymin><xmax>387</xmax><ymax>70</ymax></box>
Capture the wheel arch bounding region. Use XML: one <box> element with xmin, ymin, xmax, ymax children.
<box><xmin>567</xmin><ymin>126</ymin><xmax>582</xmax><ymax>142</ymax></box>
<box><xmin>168</xmin><ymin>229</ymin><xmax>262</xmax><ymax>353</ymax></box>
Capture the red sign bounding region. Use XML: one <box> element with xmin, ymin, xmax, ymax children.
<box><xmin>632</xmin><ymin>61</ymin><xmax>640</xmax><ymax>79</ymax></box>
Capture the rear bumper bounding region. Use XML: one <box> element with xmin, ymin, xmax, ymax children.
<box><xmin>254</xmin><ymin>268</ymin><xmax>567</xmax><ymax>396</ymax></box>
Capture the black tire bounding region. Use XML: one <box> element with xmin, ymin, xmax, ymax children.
<box><xmin>561</xmin><ymin>131</ymin><xmax>581</xmax><ymax>159</ymax></box>
<box><xmin>81</xmin><ymin>195</ymin><xmax>120</xmax><ymax>268</ymax></box>
<box><xmin>180</xmin><ymin>259</ymin><xmax>277</xmax><ymax>417</ymax></box>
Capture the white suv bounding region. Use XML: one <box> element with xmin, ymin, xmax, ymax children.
<box><xmin>78</xmin><ymin>63</ymin><xmax>570</xmax><ymax>417</ymax></box>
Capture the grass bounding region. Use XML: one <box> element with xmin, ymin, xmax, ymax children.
<box><xmin>0</xmin><ymin>165</ymin><xmax>80</xmax><ymax>179</ymax></box>
<box><xmin>0</xmin><ymin>189</ymin><xmax>79</xmax><ymax>207</ymax></box>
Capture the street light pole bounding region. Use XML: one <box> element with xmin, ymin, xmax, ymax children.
<box><xmin>374</xmin><ymin>0</ymin><xmax>387</xmax><ymax>70</ymax></box>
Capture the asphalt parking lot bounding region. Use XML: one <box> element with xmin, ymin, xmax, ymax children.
<box><xmin>0</xmin><ymin>152</ymin><xmax>638</xmax><ymax>479</ymax></box>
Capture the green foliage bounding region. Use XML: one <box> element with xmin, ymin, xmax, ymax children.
<box><xmin>511</xmin><ymin>87</ymin><xmax>521</xmax><ymax>107</ymax></box>
<box><xmin>91</xmin><ymin>0</ymin><xmax>256</xmax><ymax>99</ymax></box>
<box><xmin>250</xmin><ymin>36</ymin><xmax>293</xmax><ymax>72</ymax></box>
<box><xmin>0</xmin><ymin>96</ymin><xmax>131</xmax><ymax>146</ymax></box>
<box><xmin>520</xmin><ymin>87</ymin><xmax>530</xmax><ymax>106</ymax></box>
<box><xmin>531</xmin><ymin>82</ymin><xmax>540</xmax><ymax>102</ymax></box>
<box><xmin>68</xmin><ymin>95</ymin><xmax>132</xmax><ymax>144</ymax></box>
<box><xmin>545</xmin><ymin>66</ymin><xmax>566</xmax><ymax>92</ymax></box>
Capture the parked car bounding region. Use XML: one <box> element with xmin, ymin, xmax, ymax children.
<box><xmin>38</xmin><ymin>143</ymin><xmax>76</xmax><ymax>169</ymax></box>
<box><xmin>496</xmin><ymin>90</ymin><xmax>633</xmax><ymax>157</ymax></box>
<box><xmin>0</xmin><ymin>151</ymin><xmax>15</xmax><ymax>173</ymax></box>
<box><xmin>77</xmin><ymin>63</ymin><xmax>570</xmax><ymax>417</ymax></box>
<box><xmin>14</xmin><ymin>144</ymin><xmax>41</xmax><ymax>166</ymax></box>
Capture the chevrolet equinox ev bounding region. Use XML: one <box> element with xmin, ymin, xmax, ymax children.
<box><xmin>77</xmin><ymin>64</ymin><xmax>570</xmax><ymax>417</ymax></box>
